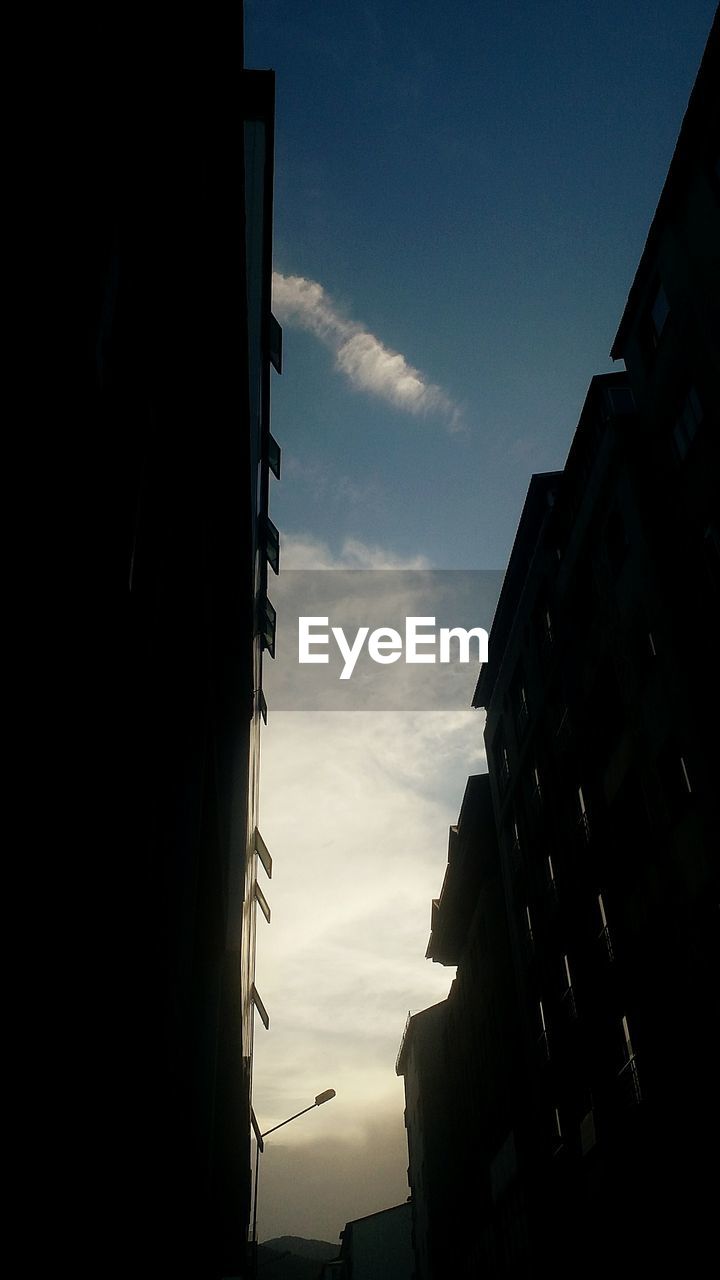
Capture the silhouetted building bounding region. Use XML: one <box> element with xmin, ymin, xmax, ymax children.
<box><xmin>77</xmin><ymin>10</ymin><xmax>281</xmax><ymax>1278</ymax></box>
<box><xmin>474</xmin><ymin>21</ymin><xmax>718</xmax><ymax>1271</ymax></box>
<box><xmin>400</xmin><ymin>17</ymin><xmax>718</xmax><ymax>1279</ymax></box>
<box><xmin>329</xmin><ymin>1203</ymin><xmax>414</xmax><ymax>1280</ymax></box>
<box><xmin>425</xmin><ymin>775</ymin><xmax>528</xmax><ymax>1278</ymax></box>
<box><xmin>396</xmin><ymin>1002</ymin><xmax>452</xmax><ymax>1280</ymax></box>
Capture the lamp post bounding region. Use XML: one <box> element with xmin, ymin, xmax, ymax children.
<box><xmin>251</xmin><ymin>1088</ymin><xmax>336</xmax><ymax>1276</ymax></box>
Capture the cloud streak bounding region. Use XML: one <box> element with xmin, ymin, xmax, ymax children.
<box><xmin>280</xmin><ymin>532</ymin><xmax>432</xmax><ymax>570</ymax></box>
<box><xmin>273</xmin><ymin>272</ymin><xmax>462</xmax><ymax>428</ymax></box>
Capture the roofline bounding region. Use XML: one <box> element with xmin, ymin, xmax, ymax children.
<box><xmin>611</xmin><ymin>12</ymin><xmax>719</xmax><ymax>359</ymax></box>
<box><xmin>472</xmin><ymin>472</ymin><xmax>561</xmax><ymax>709</ymax></box>
<box><xmin>342</xmin><ymin>1201</ymin><xmax>412</xmax><ymax>1231</ymax></box>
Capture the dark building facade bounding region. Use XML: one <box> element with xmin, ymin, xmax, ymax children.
<box><xmin>329</xmin><ymin>1202</ymin><xmax>414</xmax><ymax>1280</ymax></box>
<box><xmin>406</xmin><ymin>776</ymin><xmax>526</xmax><ymax>1279</ymax></box>
<box><xmin>396</xmin><ymin>1001</ymin><xmax>451</xmax><ymax>1280</ymax></box>
<box><xmin>74</xmin><ymin>10</ymin><xmax>280</xmax><ymax>1278</ymax></box>
<box><xmin>399</xmin><ymin>17</ymin><xmax>718</xmax><ymax>1279</ymax></box>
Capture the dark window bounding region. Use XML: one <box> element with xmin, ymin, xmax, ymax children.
<box><xmin>606</xmin><ymin>506</ymin><xmax>629</xmax><ymax>576</ymax></box>
<box><xmin>524</xmin><ymin>904</ymin><xmax>534</xmax><ymax>948</ymax></box>
<box><xmin>496</xmin><ymin>735</ymin><xmax>511</xmax><ymax>788</ymax></box>
<box><xmin>657</xmin><ymin>741</ymin><xmax>694</xmax><ymax>822</ymax></box>
<box><xmin>513</xmin><ymin>668</ymin><xmax>530</xmax><ymax>740</ymax></box>
<box><xmin>577</xmin><ymin>785</ymin><xmax>591</xmax><ymax>843</ymax></box>
<box><xmin>555</xmin><ymin>703</ymin><xmax>572</xmax><ymax>752</ymax></box>
<box><xmin>617</xmin><ymin>1015</ymin><xmax>642</xmax><ymax>1106</ymax></box>
<box><xmin>531</xmin><ymin>763</ymin><xmax>543</xmax><ymax>810</ymax></box>
<box><xmin>639</xmin><ymin>278</ymin><xmax>670</xmax><ymax>367</ymax></box>
<box><xmin>263</xmin><ymin>514</ymin><xmax>280</xmax><ymax>575</ymax></box>
<box><xmin>551</xmin><ymin>1106</ymin><xmax>564</xmax><ymax>1156</ymax></box>
<box><xmin>650</xmin><ymin>282</ymin><xmax>670</xmax><ymax>340</ymax></box>
<box><xmin>673</xmin><ymin>385</ymin><xmax>704</xmax><ymax>460</ymax></box>
<box><xmin>537</xmin><ymin>602</ymin><xmax>554</xmax><ymax>661</ymax></box>
<box><xmin>538</xmin><ymin>1000</ymin><xmax>550</xmax><ymax>1062</ymax></box>
<box><xmin>545</xmin><ymin>855</ymin><xmax>557</xmax><ymax>897</ymax></box>
<box><xmin>561</xmin><ymin>953</ymin><xmax>577</xmax><ymax>1018</ymax></box>
<box><xmin>260</xmin><ymin>594</ymin><xmax>277</xmax><ymax>658</ymax></box>
<box><xmin>580</xmin><ymin>1105</ymin><xmax>597</xmax><ymax>1155</ymax></box>
<box><xmin>607</xmin><ymin>385</ymin><xmax>636</xmax><ymax>417</ymax></box>
<box><xmin>267</xmin><ymin>432</ymin><xmax>282</xmax><ymax>479</ymax></box>
<box><xmin>597</xmin><ymin>892</ymin><xmax>614</xmax><ymax>962</ymax></box>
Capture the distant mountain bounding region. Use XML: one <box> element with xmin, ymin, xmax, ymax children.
<box><xmin>257</xmin><ymin>1236</ymin><xmax>339</xmax><ymax>1278</ymax></box>
<box><xmin>264</xmin><ymin>1237</ymin><xmax>338</xmax><ymax>1260</ymax></box>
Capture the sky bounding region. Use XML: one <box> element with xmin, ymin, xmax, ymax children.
<box><xmin>245</xmin><ymin>0</ymin><xmax>716</xmax><ymax>1247</ymax></box>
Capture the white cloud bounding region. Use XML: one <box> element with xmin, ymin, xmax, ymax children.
<box><xmin>280</xmin><ymin>532</ymin><xmax>432</xmax><ymax>570</ymax></box>
<box><xmin>253</xmin><ymin>538</ymin><xmax>490</xmax><ymax>1238</ymax></box>
<box><xmin>282</xmin><ymin>454</ymin><xmax>381</xmax><ymax>510</ymax></box>
<box><xmin>253</xmin><ymin>709</ymin><xmax>487</xmax><ymax>1137</ymax></box>
<box><xmin>272</xmin><ymin>271</ymin><xmax>463</xmax><ymax>428</ymax></box>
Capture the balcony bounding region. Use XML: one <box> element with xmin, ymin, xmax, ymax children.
<box><xmin>617</xmin><ymin>1052</ymin><xmax>642</xmax><ymax>1107</ymax></box>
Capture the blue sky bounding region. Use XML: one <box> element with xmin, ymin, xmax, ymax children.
<box><xmin>248</xmin><ymin>0</ymin><xmax>715</xmax><ymax>569</ymax></box>
<box><xmin>245</xmin><ymin>0</ymin><xmax>716</xmax><ymax>1246</ymax></box>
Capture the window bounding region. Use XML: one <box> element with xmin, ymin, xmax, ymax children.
<box><xmin>673</xmin><ymin>385</ymin><xmax>704</xmax><ymax>460</ymax></box>
<box><xmin>524</xmin><ymin>905</ymin><xmax>534</xmax><ymax>947</ymax></box>
<box><xmin>657</xmin><ymin>741</ymin><xmax>694</xmax><ymax>822</ymax></box>
<box><xmin>254</xmin><ymin>879</ymin><xmax>271</xmax><ymax>924</ymax></box>
<box><xmin>538</xmin><ymin>1000</ymin><xmax>550</xmax><ymax>1061</ymax></box>
<box><xmin>515</xmin><ymin>679</ymin><xmax>530</xmax><ymax>739</ymax></box>
<box><xmin>531</xmin><ymin>764</ymin><xmax>543</xmax><ymax>809</ymax></box>
<box><xmin>509</xmin><ymin>816</ymin><xmax>522</xmax><ymax>872</ymax></box>
<box><xmin>552</xmin><ymin>1106</ymin><xmax>564</xmax><ymax>1156</ymax></box>
<box><xmin>537</xmin><ymin>602</ymin><xmax>554</xmax><ymax>656</ymax></box>
<box><xmin>680</xmin><ymin>756</ymin><xmax>692</xmax><ymax>794</ymax></box>
<box><xmin>256</xmin><ymin>687</ymin><xmax>268</xmax><ymax>725</ymax></box>
<box><xmin>269</xmin><ymin>313</ymin><xmax>283</xmax><ymax>374</ymax></box>
<box><xmin>263</xmin><ymin>514</ymin><xmax>280</xmax><ymax>575</ymax></box>
<box><xmin>546</xmin><ymin>855</ymin><xmax>558</xmax><ymax>902</ymax></box>
<box><xmin>607</xmin><ymin>385</ymin><xmax>636</xmax><ymax>417</ymax></box>
<box><xmin>580</xmin><ymin>1105</ymin><xmax>596</xmax><ymax>1155</ymax></box>
<box><xmin>577</xmin><ymin>785</ymin><xmax>591</xmax><ymax>843</ymax></box>
<box><xmin>267</xmin><ymin>432</ymin><xmax>282</xmax><ymax>479</ymax></box>
<box><xmin>639</xmin><ymin>278</ymin><xmax>670</xmax><ymax>367</ymax></box>
<box><xmin>253</xmin><ymin>827</ymin><xmax>273</xmax><ymax>879</ymax></box>
<box><xmin>497</xmin><ymin>737</ymin><xmax>511</xmax><ymax>788</ymax></box>
<box><xmin>597</xmin><ymin>892</ymin><xmax>614</xmax><ymax>962</ymax></box>
<box><xmin>561</xmin><ymin>953</ymin><xmax>577</xmax><ymax>1018</ymax></box>
<box><xmin>650</xmin><ymin>282</ymin><xmax>670</xmax><ymax>341</ymax></box>
<box><xmin>555</xmin><ymin>704</ymin><xmax>571</xmax><ymax>751</ymax></box>
<box><xmin>618</xmin><ymin>1014</ymin><xmax>642</xmax><ymax>1105</ymax></box>
<box><xmin>260</xmin><ymin>594</ymin><xmax>277</xmax><ymax>658</ymax></box>
<box><xmin>606</xmin><ymin>505</ymin><xmax>629</xmax><ymax>576</ymax></box>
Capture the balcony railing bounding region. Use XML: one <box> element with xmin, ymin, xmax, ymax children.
<box><xmin>577</xmin><ymin>810</ymin><xmax>591</xmax><ymax>844</ymax></box>
<box><xmin>617</xmin><ymin>1053</ymin><xmax>642</xmax><ymax>1107</ymax></box>
<box><xmin>598</xmin><ymin>924</ymin><xmax>614</xmax><ymax>962</ymax></box>
<box><xmin>561</xmin><ymin>984</ymin><xmax>578</xmax><ymax>1020</ymax></box>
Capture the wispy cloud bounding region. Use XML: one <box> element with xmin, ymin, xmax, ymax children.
<box><xmin>254</xmin><ymin>534</ymin><xmax>488</xmax><ymax>1240</ymax></box>
<box><xmin>282</xmin><ymin>454</ymin><xmax>382</xmax><ymax>511</ymax></box>
<box><xmin>280</xmin><ymin>532</ymin><xmax>432</xmax><ymax>570</ymax></box>
<box><xmin>273</xmin><ymin>271</ymin><xmax>463</xmax><ymax>429</ymax></box>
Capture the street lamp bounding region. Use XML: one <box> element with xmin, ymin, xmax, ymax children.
<box><xmin>251</xmin><ymin>1089</ymin><xmax>336</xmax><ymax>1274</ymax></box>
